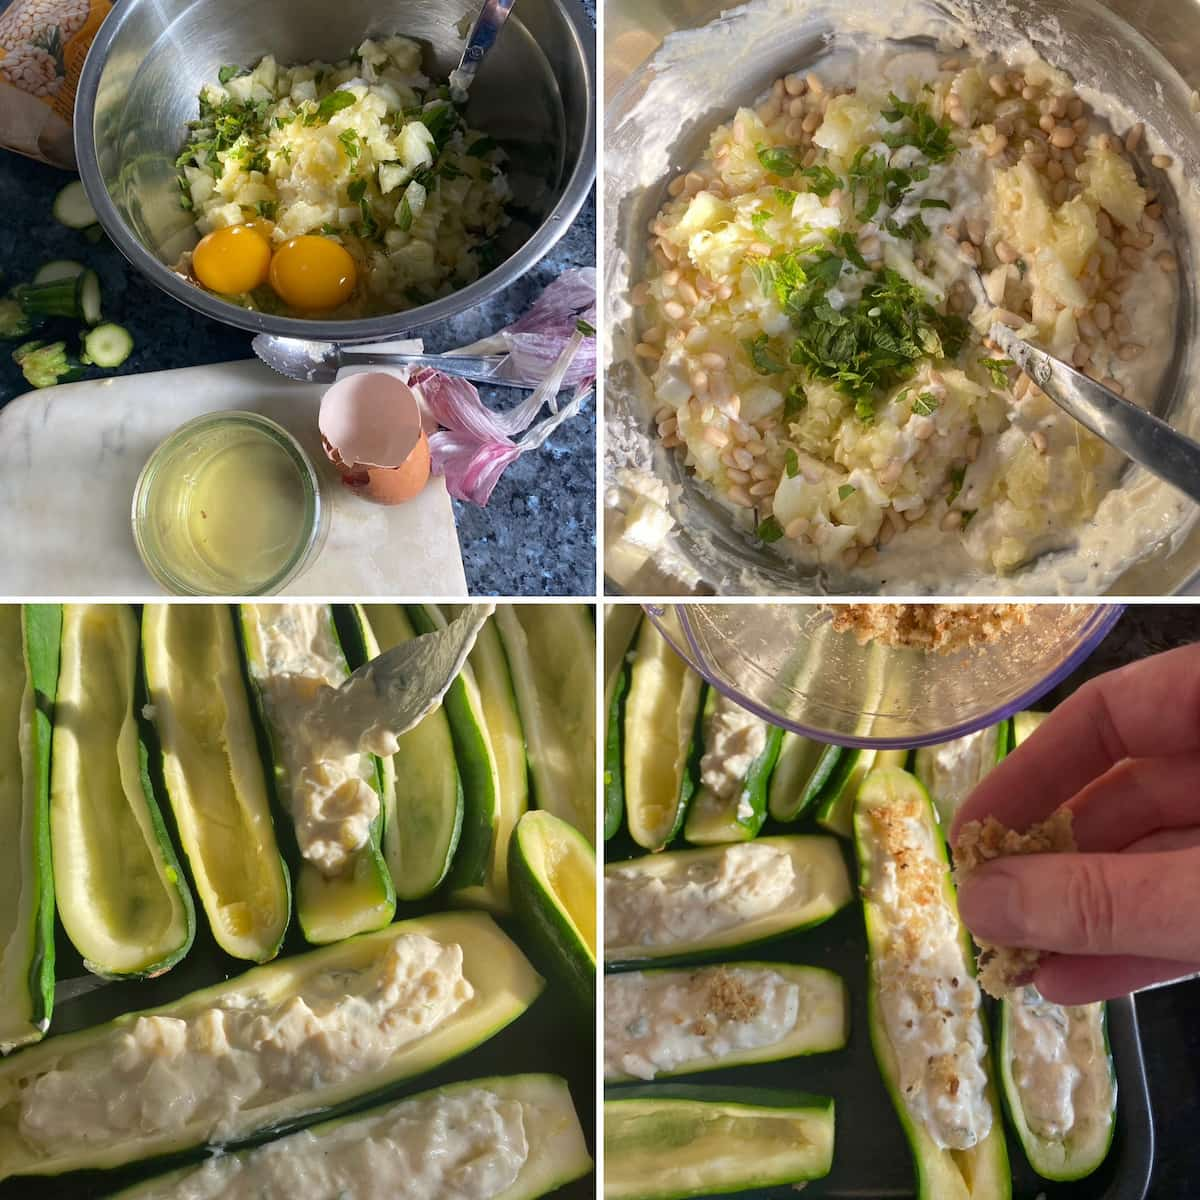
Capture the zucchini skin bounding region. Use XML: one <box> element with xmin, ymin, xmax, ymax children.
<box><xmin>767</xmin><ymin>735</ymin><xmax>842</xmax><ymax>823</ymax></box>
<box><xmin>604</xmin><ymin>650</ymin><xmax>631</xmax><ymax>841</ymax></box>
<box><xmin>684</xmin><ymin>712</ymin><xmax>783</xmax><ymax>844</ymax></box>
<box><xmin>815</xmin><ymin>746</ymin><xmax>877</xmax><ymax>837</ymax></box>
<box><xmin>854</xmin><ymin>767</ymin><xmax>1010</xmax><ymax>1200</ymax></box>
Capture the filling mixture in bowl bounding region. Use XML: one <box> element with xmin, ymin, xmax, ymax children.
<box><xmin>175</xmin><ymin>38</ymin><xmax>511</xmax><ymax>317</ymax></box>
<box><xmin>633</xmin><ymin>48</ymin><xmax>1180</xmax><ymax>580</ymax></box>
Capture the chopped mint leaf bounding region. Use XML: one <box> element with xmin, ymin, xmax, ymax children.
<box><xmin>798</xmin><ymin>164</ymin><xmax>843</xmax><ymax>198</ymax></box>
<box><xmin>751</xmin><ymin>210</ymin><xmax>773</xmax><ymax>234</ymax></box>
<box><xmin>784</xmin><ymin>382</ymin><xmax>807</xmax><ymax>419</ymax></box>
<box><xmin>338</xmin><ymin>129</ymin><xmax>360</xmax><ymax>160</ymax></box>
<box><xmin>1016</xmin><ymin>258</ymin><xmax>1028</xmax><ymax>277</ymax></box>
<box><xmin>961</xmin><ymin>509</ymin><xmax>977</xmax><ymax>528</ymax></box>
<box><xmin>912</xmin><ymin>391</ymin><xmax>939</xmax><ymax>416</ymax></box>
<box><xmin>757</xmin><ymin>515</ymin><xmax>785</xmax><ymax>542</ymax></box>
<box><xmin>947</xmin><ymin>463</ymin><xmax>967</xmax><ymax>503</ymax></box>
<box><xmin>256</xmin><ymin>199</ymin><xmax>277</xmax><ymax>220</ymax></box>
<box><xmin>832</xmin><ymin>230</ymin><xmax>867</xmax><ymax>270</ymax></box>
<box><xmin>756</xmin><ymin>143</ymin><xmax>804</xmax><ymax>176</ymax></box>
<box><xmin>217</xmin><ymin>65</ymin><xmax>241</xmax><ymax>85</ymax></box>
<box><xmin>981</xmin><ymin>357</ymin><xmax>1016</xmax><ymax>386</ymax></box>
<box><xmin>744</xmin><ymin>332</ymin><xmax>787</xmax><ymax>375</ymax></box>
<box><xmin>919</xmin><ymin>197</ymin><xmax>951</xmax><ymax>210</ymax></box>
<box><xmin>308</xmin><ymin>90</ymin><xmax>356</xmax><ymax>125</ymax></box>
<box><xmin>320</xmin><ymin>222</ymin><xmax>341</xmax><ymax>236</ymax></box>
<box><xmin>347</xmin><ymin>177</ymin><xmax>367</xmax><ymax>203</ymax></box>
<box><xmin>837</xmin><ymin>483</ymin><xmax>857</xmax><ymax>500</ymax></box>
<box><xmin>885</xmin><ymin>213</ymin><xmax>932</xmax><ymax>241</ymax></box>
<box><xmin>785</xmin><ymin>448</ymin><xmax>800</xmax><ymax>478</ymax></box>
<box><xmin>879</xmin><ymin>92</ymin><xmax>956</xmax><ymax>163</ymax></box>
<box><xmin>774</xmin><ymin>187</ymin><xmax>798</xmax><ymax>205</ymax></box>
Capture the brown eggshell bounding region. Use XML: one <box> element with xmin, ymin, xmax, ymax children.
<box><xmin>318</xmin><ymin>371</ymin><xmax>431</xmax><ymax>506</ymax></box>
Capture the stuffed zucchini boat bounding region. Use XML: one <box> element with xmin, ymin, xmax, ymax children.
<box><xmin>239</xmin><ymin>604</ymin><xmax>395</xmax><ymax>945</ymax></box>
<box><xmin>622</xmin><ymin>617</ymin><xmax>704</xmax><ymax>851</ymax></box>
<box><xmin>112</xmin><ymin>1073</ymin><xmax>592</xmax><ymax>1200</ymax></box>
<box><xmin>683</xmin><ymin>690</ymin><xmax>782</xmax><ymax>845</ymax></box>
<box><xmin>50</xmin><ymin>604</ymin><xmax>195</xmax><ymax>978</ymax></box>
<box><xmin>0</xmin><ymin>911</ymin><xmax>543</xmax><ymax>1181</ymax></box>
<box><xmin>495</xmin><ymin>604</ymin><xmax>595</xmax><ymax>844</ymax></box>
<box><xmin>854</xmin><ymin>766</ymin><xmax>1010</xmax><ymax>1200</ymax></box>
<box><xmin>142</xmin><ymin>604</ymin><xmax>292</xmax><ymax>963</ymax></box>
<box><xmin>914</xmin><ymin>719</ymin><xmax>1011</xmax><ymax>827</ymax></box>
<box><xmin>604</xmin><ymin>1085</ymin><xmax>835</xmax><ymax>1200</ymax></box>
<box><xmin>605</xmin><ymin>837</ymin><xmax>852</xmax><ymax>967</ymax></box>
<box><xmin>0</xmin><ymin>605</ymin><xmax>59</xmax><ymax>1053</ymax></box>
<box><xmin>605</xmin><ymin>961</ymin><xmax>847</xmax><ymax>1081</ymax></box>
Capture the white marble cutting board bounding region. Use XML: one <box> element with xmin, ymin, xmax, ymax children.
<box><xmin>0</xmin><ymin>359</ymin><xmax>467</xmax><ymax>597</ymax></box>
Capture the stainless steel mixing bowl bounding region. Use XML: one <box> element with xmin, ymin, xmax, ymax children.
<box><xmin>604</xmin><ymin>0</ymin><xmax>1200</xmax><ymax>596</ymax></box>
<box><xmin>75</xmin><ymin>0</ymin><xmax>594</xmax><ymax>341</ymax></box>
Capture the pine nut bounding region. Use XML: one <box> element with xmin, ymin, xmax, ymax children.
<box><xmin>657</xmin><ymin>416</ymin><xmax>678</xmax><ymax>438</ymax></box>
<box><xmin>1125</xmin><ymin>122</ymin><xmax>1144</xmax><ymax>152</ymax></box>
<box><xmin>1157</xmin><ymin>252</ymin><xmax>1178</xmax><ymax>272</ymax></box>
<box><xmin>703</xmin><ymin>427</ymin><xmax>729</xmax><ymax>448</ymax></box>
<box><xmin>751</xmin><ymin>462</ymin><xmax>774</xmax><ymax>481</ymax></box>
<box><xmin>635</xmin><ymin>342</ymin><xmax>660</xmax><ymax>359</ymax></box>
<box><xmin>1046</xmin><ymin>158</ymin><xmax>1064</xmax><ymax>182</ymax></box>
<box><xmin>725</xmin><ymin>467</ymin><xmax>751</xmax><ymax>484</ymax></box>
<box><xmin>785</xmin><ymin>517</ymin><xmax>810</xmax><ymax>539</ymax></box>
<box><xmin>1152</xmin><ymin>154</ymin><xmax>1174</xmax><ymax>169</ymax></box>
<box><xmin>662</xmin><ymin>300</ymin><xmax>686</xmax><ymax>320</ymax></box>
<box><xmin>1118</xmin><ymin>343</ymin><xmax>1145</xmax><ymax>361</ymax></box>
<box><xmin>986</xmin><ymin>134</ymin><xmax>1008</xmax><ymax>158</ymax></box>
<box><xmin>784</xmin><ymin>72</ymin><xmax>808</xmax><ymax>96</ymax></box>
<box><xmin>802</xmin><ymin>111</ymin><xmax>822</xmax><ymax>133</ymax></box>
<box><xmin>1072</xmin><ymin>116</ymin><xmax>1089</xmax><ymax>134</ymax></box>
<box><xmin>1050</xmin><ymin>126</ymin><xmax>1076</xmax><ymax>148</ymax></box>
<box><xmin>941</xmin><ymin>510</ymin><xmax>963</xmax><ymax>530</ymax></box>
<box><xmin>1031</xmin><ymin>430</ymin><xmax>1048</xmax><ymax>452</ymax></box>
<box><xmin>806</xmin><ymin>73</ymin><xmax>824</xmax><ymax>96</ymax></box>
<box><xmin>1092</xmin><ymin>300</ymin><xmax>1112</xmax><ymax>331</ymax></box>
<box><xmin>631</xmin><ymin>282</ymin><xmax>650</xmax><ymax>306</ymax></box>
<box><xmin>699</xmin><ymin>351</ymin><xmax>727</xmax><ymax>370</ymax></box>
<box><xmin>677</xmin><ymin>280</ymin><xmax>699</xmax><ymax>306</ymax></box>
<box><xmin>1038</xmin><ymin>113</ymin><xmax>1057</xmax><ymax>134</ymax></box>
<box><xmin>749</xmin><ymin>480</ymin><xmax>775</xmax><ymax>496</ymax></box>
<box><xmin>1101</xmin><ymin>376</ymin><xmax>1124</xmax><ymax>395</ymax></box>
<box><xmin>727</xmin><ymin>485</ymin><xmax>753</xmax><ymax>507</ymax></box>
<box><xmin>994</xmin><ymin>240</ymin><xmax>1018</xmax><ymax>264</ymax></box>
<box><xmin>988</xmin><ymin>73</ymin><xmax>1008</xmax><ymax>96</ymax></box>
<box><xmin>689</xmin><ymin>369</ymin><xmax>709</xmax><ymax>394</ymax></box>
<box><xmin>1119</xmin><ymin>246</ymin><xmax>1143</xmax><ymax>270</ymax></box>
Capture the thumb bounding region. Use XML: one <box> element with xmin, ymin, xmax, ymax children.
<box><xmin>956</xmin><ymin>846</ymin><xmax>1200</xmax><ymax>961</ymax></box>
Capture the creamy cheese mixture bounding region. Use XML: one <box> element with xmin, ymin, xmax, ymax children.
<box><xmin>605</xmin><ymin>842</ymin><xmax>800</xmax><ymax>950</ymax></box>
<box><xmin>920</xmin><ymin>725</ymin><xmax>1000</xmax><ymax>825</ymax></box>
<box><xmin>866</xmin><ymin>796</ymin><xmax>992</xmax><ymax>1150</ymax></box>
<box><xmin>605</xmin><ymin>965</ymin><xmax>800</xmax><ymax>1080</ymax></box>
<box><xmin>16</xmin><ymin>934</ymin><xmax>471</xmax><ymax>1149</ymax></box>
<box><xmin>699</xmin><ymin>693</ymin><xmax>769</xmax><ymax>818</ymax></box>
<box><xmin>245</xmin><ymin>604</ymin><xmax>381</xmax><ymax>876</ymax></box>
<box><xmin>1010</xmin><ymin>988</ymin><xmax>1110</xmax><ymax>1141</ymax></box>
<box><xmin>127</xmin><ymin>1087</ymin><xmax>527</xmax><ymax>1200</ymax></box>
<box><xmin>634</xmin><ymin>46</ymin><xmax>1178</xmax><ymax>585</ymax></box>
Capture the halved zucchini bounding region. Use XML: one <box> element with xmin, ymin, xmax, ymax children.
<box><xmin>0</xmin><ymin>911</ymin><xmax>543</xmax><ymax>1181</ymax></box>
<box><xmin>605</xmin><ymin>836</ymin><xmax>852</xmax><ymax>966</ymax></box>
<box><xmin>362</xmin><ymin>605</ymin><xmax>463</xmax><ymax>901</ymax></box>
<box><xmin>50</xmin><ymin>604</ymin><xmax>195</xmax><ymax>978</ymax></box>
<box><xmin>141</xmin><ymin>604</ymin><xmax>291</xmax><ymax>962</ymax></box>
<box><xmin>0</xmin><ymin>605</ymin><xmax>59</xmax><ymax>1053</ymax></box>
<box><xmin>767</xmin><ymin>734</ymin><xmax>841</xmax><ymax>823</ymax></box>
<box><xmin>495</xmin><ymin>604</ymin><xmax>595</xmax><ymax>842</ymax></box>
<box><xmin>855</xmin><ymin>767</ymin><xmax>1011</xmax><ymax>1200</ymax></box>
<box><xmin>604</xmin><ymin>605</ymin><xmax>642</xmax><ymax>841</ymax></box>
<box><xmin>604</xmin><ymin>962</ymin><xmax>847</xmax><ymax>1081</ymax></box>
<box><xmin>409</xmin><ymin>604</ymin><xmax>503</xmax><ymax>909</ymax></box>
<box><xmin>914</xmin><ymin>719</ymin><xmax>1011</xmax><ymax>827</ymax></box>
<box><xmin>604</xmin><ymin>1085</ymin><xmax>835</xmax><ymax>1200</ymax></box>
<box><xmin>238</xmin><ymin>604</ymin><xmax>394</xmax><ymax>945</ymax></box>
<box><xmin>684</xmin><ymin>692</ymin><xmax>782</xmax><ymax>844</ymax></box>
<box><xmin>623</xmin><ymin>618</ymin><xmax>704</xmax><ymax>851</ymax></box>
<box><xmin>112</xmin><ymin>1073</ymin><xmax>592</xmax><ymax>1200</ymax></box>
<box><xmin>1011</xmin><ymin>710</ymin><xmax>1048</xmax><ymax>746</ymax></box>
<box><xmin>814</xmin><ymin>746</ymin><xmax>879</xmax><ymax>837</ymax></box>
<box><xmin>510</xmin><ymin>809</ymin><xmax>596</xmax><ymax>1017</ymax></box>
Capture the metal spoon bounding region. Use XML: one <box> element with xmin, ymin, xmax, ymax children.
<box><xmin>252</xmin><ymin>334</ymin><xmax>531</xmax><ymax>387</ymax></box>
<box><xmin>449</xmin><ymin>0</ymin><xmax>519</xmax><ymax>98</ymax></box>
<box><xmin>989</xmin><ymin>322</ymin><xmax>1200</xmax><ymax>507</ymax></box>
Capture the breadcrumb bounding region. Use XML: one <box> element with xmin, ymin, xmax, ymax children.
<box><xmin>954</xmin><ymin>810</ymin><xmax>1076</xmax><ymax>998</ymax></box>
<box><xmin>828</xmin><ymin>603</ymin><xmax>1032</xmax><ymax>653</ymax></box>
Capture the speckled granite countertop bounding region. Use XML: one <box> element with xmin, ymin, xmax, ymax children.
<box><xmin>0</xmin><ymin>13</ymin><xmax>595</xmax><ymax>597</ymax></box>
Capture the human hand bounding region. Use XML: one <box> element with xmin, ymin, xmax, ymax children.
<box><xmin>950</xmin><ymin>641</ymin><xmax>1200</xmax><ymax>1004</ymax></box>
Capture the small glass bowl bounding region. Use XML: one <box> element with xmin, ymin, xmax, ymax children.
<box><xmin>647</xmin><ymin>603</ymin><xmax>1126</xmax><ymax>749</ymax></box>
<box><xmin>132</xmin><ymin>411</ymin><xmax>328</xmax><ymax>596</ymax></box>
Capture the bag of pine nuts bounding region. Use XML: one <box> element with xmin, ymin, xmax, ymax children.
<box><xmin>0</xmin><ymin>0</ymin><xmax>111</xmax><ymax>166</ymax></box>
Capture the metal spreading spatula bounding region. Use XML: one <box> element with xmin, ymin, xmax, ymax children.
<box><xmin>987</xmin><ymin>322</ymin><xmax>1200</xmax><ymax>507</ymax></box>
<box><xmin>449</xmin><ymin>0</ymin><xmax>519</xmax><ymax>98</ymax></box>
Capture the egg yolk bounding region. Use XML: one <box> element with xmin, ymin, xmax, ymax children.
<box><xmin>269</xmin><ymin>236</ymin><xmax>357</xmax><ymax>311</ymax></box>
<box><xmin>192</xmin><ymin>224</ymin><xmax>272</xmax><ymax>295</ymax></box>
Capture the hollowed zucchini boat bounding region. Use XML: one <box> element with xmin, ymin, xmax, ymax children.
<box><xmin>604</xmin><ymin>962</ymin><xmax>847</xmax><ymax>1081</ymax></box>
<box><xmin>0</xmin><ymin>911</ymin><xmax>543</xmax><ymax>1181</ymax></box>
<box><xmin>510</xmin><ymin>810</ymin><xmax>596</xmax><ymax>1018</ymax></box>
<box><xmin>50</xmin><ymin>604</ymin><xmax>195</xmax><ymax>978</ymax></box>
<box><xmin>239</xmin><ymin>604</ymin><xmax>395</xmax><ymax>945</ymax></box>
<box><xmin>495</xmin><ymin>604</ymin><xmax>595</xmax><ymax>844</ymax></box>
<box><xmin>112</xmin><ymin>1073</ymin><xmax>592</xmax><ymax>1200</ymax></box>
<box><xmin>604</xmin><ymin>1085</ymin><xmax>835</xmax><ymax>1200</ymax></box>
<box><xmin>142</xmin><ymin>604</ymin><xmax>291</xmax><ymax>962</ymax></box>
<box><xmin>362</xmin><ymin>605</ymin><xmax>463</xmax><ymax>901</ymax></box>
<box><xmin>914</xmin><ymin>719</ymin><xmax>1011</xmax><ymax>827</ymax></box>
<box><xmin>604</xmin><ymin>836</ymin><xmax>852</xmax><ymax>967</ymax></box>
<box><xmin>603</xmin><ymin>605</ymin><xmax>642</xmax><ymax>841</ymax></box>
<box><xmin>0</xmin><ymin>605</ymin><xmax>59</xmax><ymax>1053</ymax></box>
<box><xmin>855</xmin><ymin>767</ymin><xmax>1010</xmax><ymax>1200</ymax></box>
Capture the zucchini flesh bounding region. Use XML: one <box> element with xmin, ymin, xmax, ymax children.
<box><xmin>53</xmin><ymin>179</ymin><xmax>98</xmax><ymax>229</ymax></box>
<box><xmin>683</xmin><ymin>693</ymin><xmax>782</xmax><ymax>844</ymax></box>
<box><xmin>914</xmin><ymin>719</ymin><xmax>1011</xmax><ymax>827</ymax></box>
<box><xmin>854</xmin><ymin>767</ymin><xmax>1011</xmax><ymax>1200</ymax></box>
<box><xmin>0</xmin><ymin>606</ymin><xmax>59</xmax><ymax>1053</ymax></box>
<box><xmin>0</xmin><ymin>911</ymin><xmax>543</xmax><ymax>1181</ymax></box>
<box><xmin>362</xmin><ymin>605</ymin><xmax>463</xmax><ymax>901</ymax></box>
<box><xmin>238</xmin><ymin>604</ymin><xmax>394</xmax><ymax>945</ymax></box>
<box><xmin>767</xmin><ymin>733</ymin><xmax>841</xmax><ymax>822</ymax></box>
<box><xmin>814</xmin><ymin>746</ymin><xmax>878</xmax><ymax>837</ymax></box>
<box><xmin>112</xmin><ymin>1073</ymin><xmax>592</xmax><ymax>1200</ymax></box>
<box><xmin>32</xmin><ymin>260</ymin><xmax>84</xmax><ymax>285</ymax></box>
<box><xmin>495</xmin><ymin>604</ymin><xmax>595</xmax><ymax>843</ymax></box>
<box><xmin>50</xmin><ymin>604</ymin><xmax>195</xmax><ymax>978</ymax></box>
<box><xmin>623</xmin><ymin>618</ymin><xmax>703</xmax><ymax>851</ymax></box>
<box><xmin>604</xmin><ymin>962</ymin><xmax>847</xmax><ymax>1081</ymax></box>
<box><xmin>510</xmin><ymin>809</ymin><xmax>596</xmax><ymax>1018</ymax></box>
<box><xmin>604</xmin><ymin>605</ymin><xmax>642</xmax><ymax>841</ymax></box>
<box><xmin>604</xmin><ymin>1085</ymin><xmax>835</xmax><ymax>1200</ymax></box>
<box><xmin>141</xmin><ymin>605</ymin><xmax>291</xmax><ymax>963</ymax></box>
<box><xmin>605</xmin><ymin>836</ymin><xmax>852</xmax><ymax>966</ymax></box>
<box><xmin>409</xmin><ymin>604</ymin><xmax>502</xmax><ymax>908</ymax></box>
<box><xmin>81</xmin><ymin>322</ymin><xmax>133</xmax><ymax>367</ymax></box>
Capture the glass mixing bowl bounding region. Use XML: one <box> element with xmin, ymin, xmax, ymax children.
<box><xmin>646</xmin><ymin>603</ymin><xmax>1125</xmax><ymax>748</ymax></box>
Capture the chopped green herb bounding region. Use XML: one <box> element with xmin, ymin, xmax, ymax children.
<box><xmin>832</xmin><ymin>230</ymin><xmax>867</xmax><ymax>270</ymax></box>
<box><xmin>420</xmin><ymin>102</ymin><xmax>460</xmax><ymax>149</ymax></box>
<box><xmin>798</xmin><ymin>164</ymin><xmax>843</xmax><ymax>198</ymax></box>
<box><xmin>274</xmin><ymin>114</ymin><xmax>295</xmax><ymax>129</ymax></box>
<box><xmin>1016</xmin><ymin>258</ymin><xmax>1028</xmax><ymax>277</ymax></box>
<box><xmin>320</xmin><ymin>222</ymin><xmax>341</xmax><ymax>236</ymax></box>
<box><xmin>919</xmin><ymin>197</ymin><xmax>951</xmax><ymax>210</ymax></box>
<box><xmin>256</xmin><ymin>199</ymin><xmax>278</xmax><ymax>220</ymax></box>
<box><xmin>744</xmin><ymin>332</ymin><xmax>787</xmax><ymax>375</ymax></box>
<box><xmin>177</xmin><ymin>177</ymin><xmax>193</xmax><ymax>211</ymax></box>
<box><xmin>879</xmin><ymin>92</ymin><xmax>956</xmax><ymax>163</ymax></box>
<box><xmin>837</xmin><ymin>483</ymin><xmax>857</xmax><ymax>501</ymax></box>
<box><xmin>338</xmin><ymin>129</ymin><xmax>360</xmax><ymax>160</ymax></box>
<box><xmin>576</xmin><ymin>318</ymin><xmax>596</xmax><ymax>336</ymax></box>
<box><xmin>960</xmin><ymin>509</ymin><xmax>977</xmax><ymax>528</ymax></box>
<box><xmin>847</xmin><ymin>148</ymin><xmax>930</xmax><ymax>222</ymax></box>
<box><xmin>912</xmin><ymin>391</ymin><xmax>939</xmax><ymax>416</ymax></box>
<box><xmin>467</xmin><ymin>135</ymin><xmax>498</xmax><ymax>157</ymax></box>
<box><xmin>756</xmin><ymin>143</ymin><xmax>804</xmax><ymax>176</ymax></box>
<box><xmin>785</xmin><ymin>448</ymin><xmax>800</xmax><ymax>478</ymax></box>
<box><xmin>307</xmin><ymin>90</ymin><xmax>356</xmax><ymax>125</ymax></box>
<box><xmin>217</xmin><ymin>65</ymin><xmax>241</xmax><ymax>85</ymax></box>
<box><xmin>751</xmin><ymin>210</ymin><xmax>773</xmax><ymax>234</ymax></box>
<box><xmin>396</xmin><ymin>194</ymin><xmax>414</xmax><ymax>232</ymax></box>
<box><xmin>278</xmin><ymin>144</ymin><xmax>293</xmax><ymax>164</ymax></box>
<box><xmin>784</xmin><ymin>382</ymin><xmax>807</xmax><ymax>420</ymax></box>
<box><xmin>981</xmin><ymin>356</ymin><xmax>1016</xmax><ymax>386</ymax></box>
<box><xmin>757</xmin><ymin>515</ymin><xmax>785</xmax><ymax>542</ymax></box>
<box><xmin>774</xmin><ymin>187</ymin><xmax>798</xmax><ymax>205</ymax></box>
<box><xmin>347</xmin><ymin>177</ymin><xmax>368</xmax><ymax>203</ymax></box>
<box><xmin>884</xmin><ymin>213</ymin><xmax>932</xmax><ymax>241</ymax></box>
<box><xmin>947</xmin><ymin>463</ymin><xmax>967</xmax><ymax>503</ymax></box>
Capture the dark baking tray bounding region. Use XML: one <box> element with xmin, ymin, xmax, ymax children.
<box><xmin>605</xmin><ymin>609</ymin><xmax>1166</xmax><ymax>1200</ymax></box>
